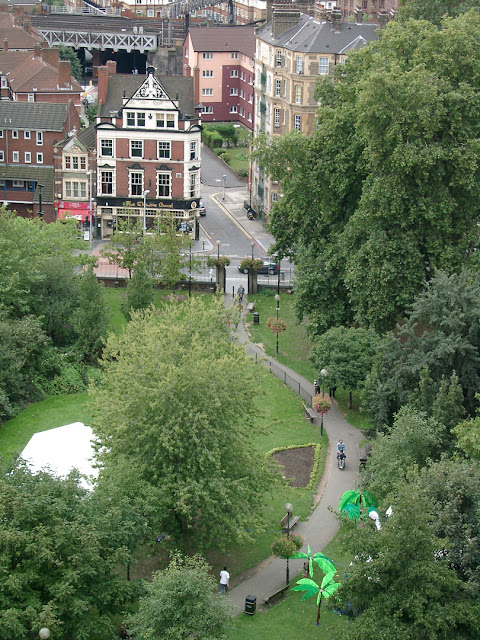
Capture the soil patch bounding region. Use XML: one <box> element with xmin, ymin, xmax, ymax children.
<box><xmin>273</xmin><ymin>446</ymin><xmax>315</xmax><ymax>488</ymax></box>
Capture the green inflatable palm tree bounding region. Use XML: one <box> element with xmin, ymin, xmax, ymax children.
<box><xmin>290</xmin><ymin>545</ymin><xmax>335</xmax><ymax>577</ymax></box>
<box><xmin>291</xmin><ymin>571</ymin><xmax>340</xmax><ymax>625</ymax></box>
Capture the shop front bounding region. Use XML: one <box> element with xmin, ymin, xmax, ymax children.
<box><xmin>57</xmin><ymin>201</ymin><xmax>94</xmax><ymax>240</ymax></box>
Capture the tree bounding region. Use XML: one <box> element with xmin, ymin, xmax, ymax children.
<box><xmin>58</xmin><ymin>46</ymin><xmax>82</xmax><ymax>81</ymax></box>
<box><xmin>130</xmin><ymin>552</ymin><xmax>232</xmax><ymax>640</ymax></box>
<box><xmin>101</xmin><ymin>217</ymin><xmax>144</xmax><ymax>279</ymax></box>
<box><xmin>452</xmin><ymin>398</ymin><xmax>480</xmax><ymax>460</ymax></box>
<box><xmin>431</xmin><ymin>371</ymin><xmax>465</xmax><ymax>433</ymax></box>
<box><xmin>91</xmin><ymin>298</ymin><xmax>276</xmax><ymax>550</ymax></box>
<box><xmin>253</xmin><ymin>14</ymin><xmax>480</xmax><ymax>332</ymax></box>
<box><xmin>0</xmin><ymin>464</ymin><xmax>136</xmax><ymax>640</ymax></box>
<box><xmin>398</xmin><ymin>0</ymin><xmax>480</xmax><ymax>24</ymax></box>
<box><xmin>332</xmin><ymin>488</ymin><xmax>480</xmax><ymax>639</ymax></box>
<box><xmin>124</xmin><ymin>261</ymin><xmax>155</xmax><ymax>319</ymax></box>
<box><xmin>310</xmin><ymin>326</ymin><xmax>379</xmax><ymax>408</ymax></box>
<box><xmin>86</xmin><ymin>100</ymin><xmax>97</xmax><ymax>125</ymax></box>
<box><xmin>74</xmin><ymin>265</ymin><xmax>110</xmax><ymax>362</ymax></box>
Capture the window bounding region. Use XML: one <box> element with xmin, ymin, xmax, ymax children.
<box><xmin>274</xmin><ymin>107</ymin><xmax>280</xmax><ymax>127</ymax></box>
<box><xmin>202</xmin><ymin>52</ymin><xmax>213</xmax><ymax>59</ymax></box>
<box><xmin>267</xmin><ymin>76</ymin><xmax>272</xmax><ymax>93</ymax></box>
<box><xmin>158</xmin><ymin>141</ymin><xmax>171</xmax><ymax>159</ymax></box>
<box><xmin>284</xmin><ymin>80</ymin><xmax>287</xmax><ymax>97</ymax></box>
<box><xmin>295</xmin><ymin>85</ymin><xmax>302</xmax><ymax>104</ymax></box>
<box><xmin>101</xmin><ymin>170</ymin><xmax>113</xmax><ymax>195</ymax></box>
<box><xmin>230</xmin><ymin>70</ymin><xmax>239</xmax><ymax>78</ymax></box>
<box><xmin>25</xmin><ymin>152</ymin><xmax>31</xmax><ymax>163</ymax></box>
<box><xmin>318</xmin><ymin>57</ymin><xmax>329</xmax><ymax>75</ymax></box>
<box><xmin>64</xmin><ymin>181</ymin><xmax>87</xmax><ymax>199</ymax></box>
<box><xmin>275</xmin><ymin>79</ymin><xmax>281</xmax><ymax>96</ymax></box>
<box><xmin>202</xmin><ymin>88</ymin><xmax>213</xmax><ymax>96</ymax></box>
<box><xmin>296</xmin><ymin>56</ymin><xmax>303</xmax><ymax>74</ymax></box>
<box><xmin>202</xmin><ymin>105</ymin><xmax>213</xmax><ymax>113</ymax></box>
<box><xmin>156</xmin><ymin>113</ymin><xmax>175</xmax><ymax>128</ymax></box>
<box><xmin>24</xmin><ymin>130</ymin><xmax>31</xmax><ymax>140</ymax></box>
<box><xmin>127</xmin><ymin>112</ymin><xmax>135</xmax><ymax>126</ymax></box>
<box><xmin>294</xmin><ymin>115</ymin><xmax>301</xmax><ymax>131</ymax></box>
<box><xmin>130</xmin><ymin>140</ymin><xmax>143</xmax><ymax>158</ymax></box>
<box><xmin>202</xmin><ymin>70</ymin><xmax>213</xmax><ymax>77</ymax></box>
<box><xmin>36</xmin><ymin>131</ymin><xmax>43</xmax><ymax>145</ymax></box>
<box><xmin>137</xmin><ymin>112</ymin><xmax>146</xmax><ymax>127</ymax></box>
<box><xmin>0</xmin><ymin>130</ymin><xmax>3</xmax><ymax>137</ymax></box>
<box><xmin>36</xmin><ymin>152</ymin><xmax>43</xmax><ymax>163</ymax></box>
<box><xmin>248</xmin><ymin>93</ymin><xmax>253</xmax><ymax>103</ymax></box>
<box><xmin>126</xmin><ymin>111</ymin><xmax>145</xmax><ymax>127</ymax></box>
<box><xmin>129</xmin><ymin>172</ymin><xmax>144</xmax><ymax>196</ymax></box>
<box><xmin>12</xmin><ymin>130</ymin><xmax>18</xmax><ymax>139</ymax></box>
<box><xmin>229</xmin><ymin>105</ymin><xmax>238</xmax><ymax>113</ymax></box>
<box><xmin>0</xmin><ymin>76</ymin><xmax>7</xmax><ymax>88</ymax></box>
<box><xmin>157</xmin><ymin>172</ymin><xmax>171</xmax><ymax>198</ymax></box>
<box><xmin>28</xmin><ymin>93</ymin><xmax>34</xmax><ymax>102</ymax></box>
<box><xmin>272</xmin><ymin>192</ymin><xmax>278</xmax><ymax>203</ymax></box>
<box><xmin>12</xmin><ymin>151</ymin><xmax>19</xmax><ymax>163</ymax></box>
<box><xmin>276</xmin><ymin>50</ymin><xmax>282</xmax><ymax>67</ymax></box>
<box><xmin>100</xmin><ymin>139</ymin><xmax>113</xmax><ymax>157</ymax></box>
<box><xmin>231</xmin><ymin>52</ymin><xmax>238</xmax><ymax>59</ymax></box>
<box><xmin>283</xmin><ymin>109</ymin><xmax>286</xmax><ymax>125</ymax></box>
<box><xmin>230</xmin><ymin>88</ymin><xmax>238</xmax><ymax>96</ymax></box>
<box><xmin>0</xmin><ymin>151</ymin><xmax>3</xmax><ymax>161</ymax></box>
<box><xmin>147</xmin><ymin>9</ymin><xmax>154</xmax><ymax>16</ymax></box>
<box><xmin>190</xmin><ymin>141</ymin><xmax>197</xmax><ymax>160</ymax></box>
<box><xmin>13</xmin><ymin>179</ymin><xmax>24</xmax><ymax>187</ymax></box>
<box><xmin>189</xmin><ymin>171</ymin><xmax>198</xmax><ymax>197</ymax></box>
<box><xmin>268</xmin><ymin>49</ymin><xmax>273</xmax><ymax>66</ymax></box>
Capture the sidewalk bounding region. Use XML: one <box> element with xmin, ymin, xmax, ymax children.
<box><xmin>225</xmin><ymin>296</ymin><xmax>363</xmax><ymax>614</ymax></box>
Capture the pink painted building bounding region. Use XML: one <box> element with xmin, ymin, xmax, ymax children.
<box><xmin>183</xmin><ymin>25</ymin><xmax>255</xmax><ymax>130</ymax></box>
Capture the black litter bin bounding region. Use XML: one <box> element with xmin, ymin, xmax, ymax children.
<box><xmin>245</xmin><ymin>595</ymin><xmax>256</xmax><ymax>615</ymax></box>
<box><xmin>253</xmin><ymin>312</ymin><xmax>260</xmax><ymax>325</ymax></box>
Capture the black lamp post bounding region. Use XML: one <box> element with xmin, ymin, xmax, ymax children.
<box><xmin>285</xmin><ymin>502</ymin><xmax>293</xmax><ymax>585</ymax></box>
<box><xmin>37</xmin><ymin>183</ymin><xmax>45</xmax><ymax>218</ymax></box>
<box><xmin>320</xmin><ymin>368</ymin><xmax>327</xmax><ymax>436</ymax></box>
<box><xmin>216</xmin><ymin>240</ymin><xmax>221</xmax><ymax>292</ymax></box>
<box><xmin>275</xmin><ymin>293</ymin><xmax>280</xmax><ymax>355</ymax></box>
<box><xmin>188</xmin><ymin>239</ymin><xmax>192</xmax><ymax>298</ymax></box>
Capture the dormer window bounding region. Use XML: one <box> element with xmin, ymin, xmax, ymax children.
<box><xmin>156</xmin><ymin>113</ymin><xmax>175</xmax><ymax>129</ymax></box>
<box><xmin>126</xmin><ymin>111</ymin><xmax>145</xmax><ymax>127</ymax></box>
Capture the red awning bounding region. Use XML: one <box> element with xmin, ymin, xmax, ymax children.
<box><xmin>57</xmin><ymin>201</ymin><xmax>92</xmax><ymax>222</ymax></box>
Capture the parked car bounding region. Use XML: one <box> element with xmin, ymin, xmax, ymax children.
<box><xmin>198</xmin><ymin>199</ymin><xmax>206</xmax><ymax>216</ymax></box>
<box><xmin>238</xmin><ymin>259</ymin><xmax>280</xmax><ymax>275</ymax></box>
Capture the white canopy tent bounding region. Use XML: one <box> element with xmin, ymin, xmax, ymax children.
<box><xmin>20</xmin><ymin>422</ymin><xmax>98</xmax><ymax>489</ymax></box>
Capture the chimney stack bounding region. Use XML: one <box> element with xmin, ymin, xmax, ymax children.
<box><xmin>97</xmin><ymin>65</ymin><xmax>109</xmax><ymax>106</ymax></box>
<box><xmin>314</xmin><ymin>2</ymin><xmax>327</xmax><ymax>21</ymax></box>
<box><xmin>378</xmin><ymin>10</ymin><xmax>388</xmax><ymax>27</ymax></box>
<box><xmin>33</xmin><ymin>43</ymin><xmax>42</xmax><ymax>58</ymax></box>
<box><xmin>58</xmin><ymin>59</ymin><xmax>71</xmax><ymax>87</ymax></box>
<box><xmin>354</xmin><ymin>6</ymin><xmax>363</xmax><ymax>21</ymax></box>
<box><xmin>3</xmin><ymin>38</ymin><xmax>7</xmax><ymax>52</ymax></box>
<box><xmin>106</xmin><ymin>59</ymin><xmax>117</xmax><ymax>75</ymax></box>
<box><xmin>331</xmin><ymin>8</ymin><xmax>342</xmax><ymax>31</ymax></box>
<box><xmin>41</xmin><ymin>45</ymin><xmax>60</xmax><ymax>68</ymax></box>
<box><xmin>193</xmin><ymin>66</ymin><xmax>200</xmax><ymax>106</ymax></box>
<box><xmin>272</xmin><ymin>7</ymin><xmax>301</xmax><ymax>38</ymax></box>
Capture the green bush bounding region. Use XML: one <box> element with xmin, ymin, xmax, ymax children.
<box><xmin>210</xmin><ymin>132</ymin><xmax>224</xmax><ymax>149</ymax></box>
<box><xmin>219</xmin><ymin>152</ymin><xmax>230</xmax><ymax>164</ymax></box>
<box><xmin>202</xmin><ymin>129</ymin><xmax>213</xmax><ymax>147</ymax></box>
<box><xmin>237</xmin><ymin>168</ymin><xmax>249</xmax><ymax>178</ymax></box>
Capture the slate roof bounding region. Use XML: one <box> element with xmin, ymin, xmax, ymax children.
<box><xmin>258</xmin><ymin>13</ymin><xmax>378</xmax><ymax>54</ymax></box>
<box><xmin>0</xmin><ymin>101</ymin><xmax>69</xmax><ymax>130</ymax></box>
<box><xmin>77</xmin><ymin>123</ymin><xmax>96</xmax><ymax>149</ymax></box>
<box><xmin>99</xmin><ymin>73</ymin><xmax>196</xmax><ymax>119</ymax></box>
<box><xmin>188</xmin><ymin>25</ymin><xmax>255</xmax><ymax>58</ymax></box>
<box><xmin>0</xmin><ymin>165</ymin><xmax>54</xmax><ymax>202</ymax></box>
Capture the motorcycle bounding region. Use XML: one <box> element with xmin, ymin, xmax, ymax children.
<box><xmin>337</xmin><ymin>452</ymin><xmax>346</xmax><ymax>470</ymax></box>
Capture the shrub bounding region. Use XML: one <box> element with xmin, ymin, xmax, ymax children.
<box><xmin>219</xmin><ymin>152</ymin><xmax>230</xmax><ymax>164</ymax></box>
<box><xmin>210</xmin><ymin>132</ymin><xmax>223</xmax><ymax>149</ymax></box>
<box><xmin>206</xmin><ymin>255</ymin><xmax>231</xmax><ymax>268</ymax></box>
<box><xmin>239</xmin><ymin>257</ymin><xmax>264</xmax><ymax>272</ymax></box>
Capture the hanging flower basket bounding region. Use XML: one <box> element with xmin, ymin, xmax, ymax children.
<box><xmin>313</xmin><ymin>394</ymin><xmax>332</xmax><ymax>414</ymax></box>
<box><xmin>271</xmin><ymin>533</ymin><xmax>304</xmax><ymax>559</ymax></box>
<box><xmin>266</xmin><ymin>317</ymin><xmax>287</xmax><ymax>333</ymax></box>
<box><xmin>206</xmin><ymin>255</ymin><xmax>231</xmax><ymax>269</ymax></box>
<box><xmin>239</xmin><ymin>257</ymin><xmax>264</xmax><ymax>272</ymax></box>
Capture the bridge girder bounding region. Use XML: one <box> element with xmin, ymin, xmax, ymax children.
<box><xmin>37</xmin><ymin>28</ymin><xmax>158</xmax><ymax>53</ymax></box>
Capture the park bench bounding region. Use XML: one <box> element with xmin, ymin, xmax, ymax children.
<box><xmin>280</xmin><ymin>512</ymin><xmax>300</xmax><ymax>532</ymax></box>
<box><xmin>246</xmin><ymin>301</ymin><xmax>255</xmax><ymax>313</ymax></box>
<box><xmin>263</xmin><ymin>583</ymin><xmax>290</xmax><ymax>607</ymax></box>
<box><xmin>359</xmin><ymin>443</ymin><xmax>372</xmax><ymax>469</ymax></box>
<box><xmin>302</xmin><ymin>403</ymin><xmax>316</xmax><ymax>423</ymax></box>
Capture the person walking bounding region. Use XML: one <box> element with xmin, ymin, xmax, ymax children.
<box><xmin>238</xmin><ymin>284</ymin><xmax>245</xmax><ymax>303</ymax></box>
<box><xmin>219</xmin><ymin>566</ymin><xmax>230</xmax><ymax>594</ymax></box>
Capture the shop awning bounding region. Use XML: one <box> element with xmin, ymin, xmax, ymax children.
<box><xmin>57</xmin><ymin>201</ymin><xmax>92</xmax><ymax>222</ymax></box>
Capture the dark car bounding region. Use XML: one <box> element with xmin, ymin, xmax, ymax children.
<box><xmin>238</xmin><ymin>259</ymin><xmax>280</xmax><ymax>275</ymax></box>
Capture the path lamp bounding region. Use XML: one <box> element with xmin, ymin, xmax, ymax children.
<box><xmin>216</xmin><ymin>240</ymin><xmax>221</xmax><ymax>292</ymax></box>
<box><xmin>285</xmin><ymin>502</ymin><xmax>293</xmax><ymax>585</ymax></box>
<box><xmin>222</xmin><ymin>174</ymin><xmax>226</xmax><ymax>201</ymax></box>
<box><xmin>250</xmin><ymin>240</ymin><xmax>255</xmax><ymax>260</ymax></box>
<box><xmin>320</xmin><ymin>368</ymin><xmax>327</xmax><ymax>436</ymax></box>
<box><xmin>142</xmin><ymin>189</ymin><xmax>150</xmax><ymax>235</ymax></box>
<box><xmin>275</xmin><ymin>293</ymin><xmax>280</xmax><ymax>355</ymax></box>
<box><xmin>37</xmin><ymin>183</ymin><xmax>45</xmax><ymax>218</ymax></box>
<box><xmin>188</xmin><ymin>238</ymin><xmax>192</xmax><ymax>298</ymax></box>
<box><xmin>87</xmin><ymin>170</ymin><xmax>93</xmax><ymax>245</ymax></box>
<box><xmin>39</xmin><ymin>629</ymin><xmax>50</xmax><ymax>640</ymax></box>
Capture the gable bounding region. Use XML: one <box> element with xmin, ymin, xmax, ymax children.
<box><xmin>123</xmin><ymin>67</ymin><xmax>178</xmax><ymax>111</ymax></box>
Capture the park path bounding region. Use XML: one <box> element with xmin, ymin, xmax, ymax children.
<box><xmin>225</xmin><ymin>297</ymin><xmax>363</xmax><ymax>614</ymax></box>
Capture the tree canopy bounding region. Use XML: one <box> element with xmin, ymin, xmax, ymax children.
<box><xmin>253</xmin><ymin>13</ymin><xmax>480</xmax><ymax>332</ymax></box>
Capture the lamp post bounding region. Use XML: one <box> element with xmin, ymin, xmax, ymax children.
<box><xmin>285</xmin><ymin>502</ymin><xmax>293</xmax><ymax>585</ymax></box>
<box><xmin>142</xmin><ymin>189</ymin><xmax>150</xmax><ymax>235</ymax></box>
<box><xmin>275</xmin><ymin>293</ymin><xmax>280</xmax><ymax>355</ymax></box>
<box><xmin>188</xmin><ymin>238</ymin><xmax>192</xmax><ymax>298</ymax></box>
<box><xmin>320</xmin><ymin>368</ymin><xmax>327</xmax><ymax>436</ymax></box>
<box><xmin>87</xmin><ymin>170</ymin><xmax>93</xmax><ymax>245</ymax></box>
<box><xmin>216</xmin><ymin>239</ymin><xmax>221</xmax><ymax>293</ymax></box>
<box><xmin>222</xmin><ymin>174</ymin><xmax>226</xmax><ymax>201</ymax></box>
<box><xmin>37</xmin><ymin>183</ymin><xmax>45</xmax><ymax>218</ymax></box>
<box><xmin>250</xmin><ymin>240</ymin><xmax>255</xmax><ymax>261</ymax></box>
<box><xmin>39</xmin><ymin>629</ymin><xmax>50</xmax><ymax>640</ymax></box>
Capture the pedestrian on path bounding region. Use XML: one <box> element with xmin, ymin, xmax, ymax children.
<box><xmin>219</xmin><ymin>567</ymin><xmax>230</xmax><ymax>594</ymax></box>
<box><xmin>314</xmin><ymin>379</ymin><xmax>320</xmax><ymax>395</ymax></box>
<box><xmin>209</xmin><ymin>268</ymin><xmax>214</xmax><ymax>282</ymax></box>
<box><xmin>238</xmin><ymin>284</ymin><xmax>245</xmax><ymax>303</ymax></box>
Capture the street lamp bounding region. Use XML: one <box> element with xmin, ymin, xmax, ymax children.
<box><xmin>320</xmin><ymin>368</ymin><xmax>327</xmax><ymax>436</ymax></box>
<box><xmin>216</xmin><ymin>240</ymin><xmax>221</xmax><ymax>293</ymax></box>
<box><xmin>188</xmin><ymin>238</ymin><xmax>192</xmax><ymax>298</ymax></box>
<box><xmin>37</xmin><ymin>183</ymin><xmax>45</xmax><ymax>218</ymax></box>
<box><xmin>222</xmin><ymin>174</ymin><xmax>226</xmax><ymax>201</ymax></box>
<box><xmin>275</xmin><ymin>293</ymin><xmax>280</xmax><ymax>355</ymax></box>
<box><xmin>87</xmin><ymin>170</ymin><xmax>93</xmax><ymax>245</ymax></box>
<box><xmin>142</xmin><ymin>189</ymin><xmax>150</xmax><ymax>235</ymax></box>
<box><xmin>250</xmin><ymin>240</ymin><xmax>255</xmax><ymax>260</ymax></box>
<box><xmin>39</xmin><ymin>629</ymin><xmax>50</xmax><ymax>640</ymax></box>
<box><xmin>285</xmin><ymin>502</ymin><xmax>293</xmax><ymax>585</ymax></box>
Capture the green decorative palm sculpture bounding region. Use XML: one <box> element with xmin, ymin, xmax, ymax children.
<box><xmin>339</xmin><ymin>489</ymin><xmax>379</xmax><ymax>526</ymax></box>
<box><xmin>291</xmin><ymin>571</ymin><xmax>340</xmax><ymax>625</ymax></box>
<box><xmin>290</xmin><ymin>545</ymin><xmax>335</xmax><ymax>578</ymax></box>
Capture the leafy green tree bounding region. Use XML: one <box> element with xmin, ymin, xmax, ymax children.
<box><xmin>74</xmin><ymin>265</ymin><xmax>110</xmax><ymax>362</ymax></box>
<box><xmin>58</xmin><ymin>46</ymin><xmax>82</xmax><ymax>80</ymax></box>
<box><xmin>91</xmin><ymin>298</ymin><xmax>275</xmax><ymax>550</ymax></box>
<box><xmin>140</xmin><ymin>214</ymin><xmax>191</xmax><ymax>287</ymax></box>
<box><xmin>453</xmin><ymin>398</ymin><xmax>480</xmax><ymax>460</ymax></box>
<box><xmin>333</xmin><ymin>487</ymin><xmax>480</xmax><ymax>639</ymax></box>
<box><xmin>398</xmin><ymin>0</ymin><xmax>480</xmax><ymax>24</ymax></box>
<box><xmin>432</xmin><ymin>371</ymin><xmax>465</xmax><ymax>432</ymax></box>
<box><xmin>130</xmin><ymin>552</ymin><xmax>232</xmax><ymax>640</ymax></box>
<box><xmin>0</xmin><ymin>464</ymin><xmax>136</xmax><ymax>640</ymax></box>
<box><xmin>86</xmin><ymin>100</ymin><xmax>97</xmax><ymax>125</ymax></box>
<box><xmin>101</xmin><ymin>217</ymin><xmax>144</xmax><ymax>279</ymax></box>
<box><xmin>124</xmin><ymin>261</ymin><xmax>155</xmax><ymax>319</ymax></box>
<box><xmin>310</xmin><ymin>326</ymin><xmax>378</xmax><ymax>408</ymax></box>
<box><xmin>253</xmin><ymin>14</ymin><xmax>480</xmax><ymax>332</ymax></box>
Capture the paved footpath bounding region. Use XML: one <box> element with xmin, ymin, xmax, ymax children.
<box><xmin>225</xmin><ymin>296</ymin><xmax>363</xmax><ymax>614</ymax></box>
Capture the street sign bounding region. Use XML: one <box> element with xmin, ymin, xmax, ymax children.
<box><xmin>223</xmin><ymin>174</ymin><xmax>227</xmax><ymax>181</ymax></box>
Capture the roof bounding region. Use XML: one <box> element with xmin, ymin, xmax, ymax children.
<box><xmin>0</xmin><ymin>101</ymin><xmax>69</xmax><ymax>130</ymax></box>
<box><xmin>0</xmin><ymin>164</ymin><xmax>54</xmax><ymax>203</ymax></box>
<box><xmin>7</xmin><ymin>55</ymin><xmax>82</xmax><ymax>93</ymax></box>
<box><xmin>188</xmin><ymin>25</ymin><xmax>255</xmax><ymax>58</ymax></box>
<box><xmin>0</xmin><ymin>13</ymin><xmax>42</xmax><ymax>49</ymax></box>
<box><xmin>257</xmin><ymin>13</ymin><xmax>378</xmax><ymax>54</ymax></box>
<box><xmin>77</xmin><ymin>123</ymin><xmax>96</xmax><ymax>149</ymax></box>
<box><xmin>99</xmin><ymin>73</ymin><xmax>195</xmax><ymax>119</ymax></box>
<box><xmin>0</xmin><ymin>50</ymin><xmax>31</xmax><ymax>74</ymax></box>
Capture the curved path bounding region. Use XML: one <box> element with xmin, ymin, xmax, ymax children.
<box><xmin>226</xmin><ymin>300</ymin><xmax>363</xmax><ymax>614</ymax></box>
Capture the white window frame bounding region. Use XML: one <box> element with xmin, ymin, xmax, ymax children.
<box><xmin>101</xmin><ymin>170</ymin><xmax>114</xmax><ymax>195</ymax></box>
<box><xmin>296</xmin><ymin>56</ymin><xmax>303</xmax><ymax>74</ymax></box>
<box><xmin>295</xmin><ymin>85</ymin><xmax>302</xmax><ymax>104</ymax></box>
<box><xmin>275</xmin><ymin>78</ymin><xmax>281</xmax><ymax>97</ymax></box>
<box><xmin>230</xmin><ymin>70</ymin><xmax>239</xmax><ymax>78</ymax></box>
<box><xmin>276</xmin><ymin>50</ymin><xmax>282</xmax><ymax>67</ymax></box>
<box><xmin>158</xmin><ymin>141</ymin><xmax>171</xmax><ymax>159</ymax></box>
<box><xmin>229</xmin><ymin>105</ymin><xmax>238</xmax><ymax>113</ymax></box>
<box><xmin>202</xmin><ymin>70</ymin><xmax>213</xmax><ymax>77</ymax></box>
<box><xmin>27</xmin><ymin>93</ymin><xmax>34</xmax><ymax>102</ymax></box>
<box><xmin>100</xmin><ymin>139</ymin><xmax>114</xmax><ymax>157</ymax></box>
<box><xmin>202</xmin><ymin>105</ymin><xmax>213</xmax><ymax>113</ymax></box>
<box><xmin>231</xmin><ymin>52</ymin><xmax>238</xmax><ymax>59</ymax></box>
<box><xmin>25</xmin><ymin>151</ymin><xmax>31</xmax><ymax>163</ymax></box>
<box><xmin>190</xmin><ymin>141</ymin><xmax>197</xmax><ymax>160</ymax></box>
<box><xmin>129</xmin><ymin>171</ymin><xmax>144</xmax><ymax>197</ymax></box>
<box><xmin>230</xmin><ymin>87</ymin><xmax>238</xmax><ymax>96</ymax></box>
<box><xmin>0</xmin><ymin>76</ymin><xmax>7</xmax><ymax>88</ymax></box>
<box><xmin>189</xmin><ymin>171</ymin><xmax>198</xmax><ymax>197</ymax></box>
<box><xmin>12</xmin><ymin>151</ymin><xmax>19</xmax><ymax>163</ymax></box>
<box><xmin>318</xmin><ymin>57</ymin><xmax>329</xmax><ymax>75</ymax></box>
<box><xmin>24</xmin><ymin>130</ymin><xmax>31</xmax><ymax>140</ymax></box>
<box><xmin>12</xmin><ymin>130</ymin><xmax>18</xmax><ymax>139</ymax></box>
<box><xmin>0</xmin><ymin>150</ymin><xmax>3</xmax><ymax>161</ymax></box>
<box><xmin>202</xmin><ymin>52</ymin><xmax>213</xmax><ymax>59</ymax></box>
<box><xmin>202</xmin><ymin>88</ymin><xmax>213</xmax><ymax>96</ymax></box>
<box><xmin>157</xmin><ymin>171</ymin><xmax>172</xmax><ymax>198</ymax></box>
<box><xmin>294</xmin><ymin>115</ymin><xmax>301</xmax><ymax>131</ymax></box>
<box><xmin>130</xmin><ymin>140</ymin><xmax>143</xmax><ymax>159</ymax></box>
<box><xmin>274</xmin><ymin>107</ymin><xmax>280</xmax><ymax>127</ymax></box>
<box><xmin>36</xmin><ymin>131</ymin><xmax>43</xmax><ymax>145</ymax></box>
<box><xmin>36</xmin><ymin>152</ymin><xmax>43</xmax><ymax>163</ymax></box>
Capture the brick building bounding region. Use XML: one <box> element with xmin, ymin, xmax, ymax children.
<box><xmin>0</xmin><ymin>100</ymin><xmax>81</xmax><ymax>222</ymax></box>
<box><xmin>95</xmin><ymin>63</ymin><xmax>202</xmax><ymax>239</ymax></box>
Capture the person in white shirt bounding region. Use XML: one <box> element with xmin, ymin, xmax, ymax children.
<box><xmin>219</xmin><ymin>566</ymin><xmax>230</xmax><ymax>594</ymax></box>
